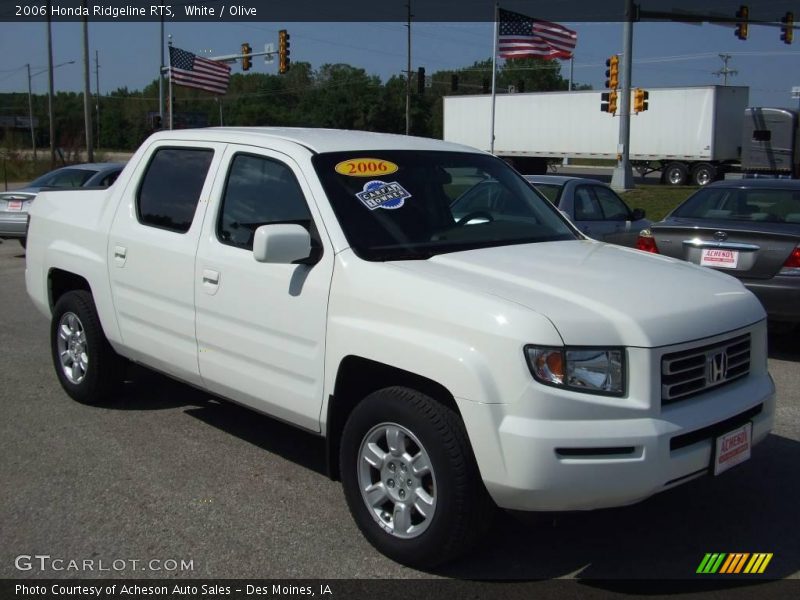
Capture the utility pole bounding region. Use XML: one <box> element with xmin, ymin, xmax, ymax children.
<box><xmin>26</xmin><ymin>64</ymin><xmax>36</xmax><ymax>160</ymax></box>
<box><xmin>610</xmin><ymin>0</ymin><xmax>635</xmax><ymax>191</ymax></box>
<box><xmin>95</xmin><ymin>50</ymin><xmax>100</xmax><ymax>148</ymax></box>
<box><xmin>405</xmin><ymin>1</ymin><xmax>411</xmax><ymax>135</ymax></box>
<box><xmin>713</xmin><ymin>53</ymin><xmax>737</xmax><ymax>86</ymax></box>
<box><xmin>81</xmin><ymin>0</ymin><xmax>93</xmax><ymax>162</ymax></box>
<box><xmin>46</xmin><ymin>0</ymin><xmax>56</xmax><ymax>169</ymax></box>
<box><xmin>159</xmin><ymin>17</ymin><xmax>165</xmax><ymax>125</ymax></box>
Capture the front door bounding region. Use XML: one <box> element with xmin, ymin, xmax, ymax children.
<box><xmin>194</xmin><ymin>145</ymin><xmax>334</xmax><ymax>431</ymax></box>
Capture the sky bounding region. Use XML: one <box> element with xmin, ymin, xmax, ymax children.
<box><xmin>0</xmin><ymin>19</ymin><xmax>798</xmax><ymax>109</ymax></box>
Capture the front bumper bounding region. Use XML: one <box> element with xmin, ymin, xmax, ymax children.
<box><xmin>743</xmin><ymin>277</ymin><xmax>800</xmax><ymax>323</ymax></box>
<box><xmin>457</xmin><ymin>327</ymin><xmax>775</xmax><ymax>512</ymax></box>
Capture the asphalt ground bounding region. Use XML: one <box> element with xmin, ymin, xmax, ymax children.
<box><xmin>0</xmin><ymin>239</ymin><xmax>798</xmax><ymax>585</ymax></box>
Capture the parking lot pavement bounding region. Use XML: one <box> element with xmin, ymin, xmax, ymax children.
<box><xmin>1</xmin><ymin>240</ymin><xmax>798</xmax><ymax>581</ymax></box>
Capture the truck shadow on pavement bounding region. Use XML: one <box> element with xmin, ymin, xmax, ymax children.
<box><xmin>435</xmin><ymin>432</ymin><xmax>799</xmax><ymax>583</ymax></box>
<box><xmin>109</xmin><ymin>365</ymin><xmax>797</xmax><ymax>583</ymax></box>
<box><xmin>111</xmin><ymin>365</ymin><xmax>328</xmax><ymax>476</ymax></box>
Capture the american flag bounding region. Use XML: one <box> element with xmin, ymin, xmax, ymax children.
<box><xmin>498</xmin><ymin>8</ymin><xmax>577</xmax><ymax>60</ymax></box>
<box><xmin>168</xmin><ymin>46</ymin><xmax>231</xmax><ymax>95</ymax></box>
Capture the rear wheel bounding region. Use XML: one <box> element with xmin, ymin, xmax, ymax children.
<box><xmin>662</xmin><ymin>162</ymin><xmax>689</xmax><ymax>186</ymax></box>
<box><xmin>50</xmin><ymin>290</ymin><xmax>125</xmax><ymax>404</ymax></box>
<box><xmin>339</xmin><ymin>387</ymin><xmax>492</xmax><ymax>567</ymax></box>
<box><xmin>690</xmin><ymin>163</ymin><xmax>716</xmax><ymax>186</ymax></box>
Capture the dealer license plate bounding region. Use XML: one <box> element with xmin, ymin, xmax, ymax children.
<box><xmin>6</xmin><ymin>200</ymin><xmax>23</xmax><ymax>211</ymax></box>
<box><xmin>700</xmin><ymin>248</ymin><xmax>739</xmax><ymax>269</ymax></box>
<box><xmin>713</xmin><ymin>422</ymin><xmax>752</xmax><ymax>476</ymax></box>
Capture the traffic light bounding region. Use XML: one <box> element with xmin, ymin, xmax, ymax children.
<box><xmin>451</xmin><ymin>74</ymin><xmax>458</xmax><ymax>92</ymax></box>
<box><xmin>278</xmin><ymin>29</ymin><xmax>291</xmax><ymax>74</ymax></box>
<box><xmin>735</xmin><ymin>5</ymin><xmax>748</xmax><ymax>40</ymax></box>
<box><xmin>600</xmin><ymin>91</ymin><xmax>618</xmax><ymax>114</ymax></box>
<box><xmin>241</xmin><ymin>42</ymin><xmax>252</xmax><ymax>71</ymax></box>
<box><xmin>781</xmin><ymin>12</ymin><xmax>794</xmax><ymax>44</ymax></box>
<box><xmin>633</xmin><ymin>88</ymin><xmax>650</xmax><ymax>113</ymax></box>
<box><xmin>605</xmin><ymin>55</ymin><xmax>619</xmax><ymax>90</ymax></box>
<box><xmin>417</xmin><ymin>67</ymin><xmax>425</xmax><ymax>94</ymax></box>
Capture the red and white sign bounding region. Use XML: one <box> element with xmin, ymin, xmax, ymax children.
<box><xmin>6</xmin><ymin>200</ymin><xmax>23</xmax><ymax>211</ymax></box>
<box><xmin>701</xmin><ymin>248</ymin><xmax>739</xmax><ymax>269</ymax></box>
<box><xmin>714</xmin><ymin>422</ymin><xmax>752</xmax><ymax>475</ymax></box>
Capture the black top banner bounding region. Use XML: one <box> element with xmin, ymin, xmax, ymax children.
<box><xmin>0</xmin><ymin>0</ymin><xmax>797</xmax><ymax>23</ymax></box>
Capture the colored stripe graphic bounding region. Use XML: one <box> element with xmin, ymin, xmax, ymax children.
<box><xmin>697</xmin><ymin>553</ymin><xmax>773</xmax><ymax>574</ymax></box>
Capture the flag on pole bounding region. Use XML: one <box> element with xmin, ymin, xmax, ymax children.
<box><xmin>168</xmin><ymin>46</ymin><xmax>231</xmax><ymax>95</ymax></box>
<box><xmin>498</xmin><ymin>8</ymin><xmax>577</xmax><ymax>60</ymax></box>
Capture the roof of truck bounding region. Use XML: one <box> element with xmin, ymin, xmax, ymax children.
<box><xmin>146</xmin><ymin>127</ymin><xmax>483</xmax><ymax>155</ymax></box>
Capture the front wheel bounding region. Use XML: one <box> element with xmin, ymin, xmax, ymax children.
<box><xmin>339</xmin><ymin>387</ymin><xmax>492</xmax><ymax>567</ymax></box>
<box><xmin>50</xmin><ymin>290</ymin><xmax>125</xmax><ymax>404</ymax></box>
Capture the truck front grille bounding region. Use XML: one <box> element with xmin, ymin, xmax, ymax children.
<box><xmin>661</xmin><ymin>334</ymin><xmax>750</xmax><ymax>405</ymax></box>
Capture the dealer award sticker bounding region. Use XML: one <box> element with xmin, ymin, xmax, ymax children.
<box><xmin>355</xmin><ymin>180</ymin><xmax>411</xmax><ymax>210</ymax></box>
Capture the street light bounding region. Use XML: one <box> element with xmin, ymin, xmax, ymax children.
<box><xmin>26</xmin><ymin>60</ymin><xmax>74</xmax><ymax>162</ymax></box>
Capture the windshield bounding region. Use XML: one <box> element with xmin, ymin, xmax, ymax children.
<box><xmin>312</xmin><ymin>151</ymin><xmax>576</xmax><ymax>260</ymax></box>
<box><xmin>672</xmin><ymin>186</ymin><xmax>800</xmax><ymax>224</ymax></box>
<box><xmin>29</xmin><ymin>168</ymin><xmax>96</xmax><ymax>189</ymax></box>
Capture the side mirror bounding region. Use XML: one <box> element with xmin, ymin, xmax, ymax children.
<box><xmin>253</xmin><ymin>224</ymin><xmax>312</xmax><ymax>264</ymax></box>
<box><xmin>631</xmin><ymin>208</ymin><xmax>646</xmax><ymax>221</ymax></box>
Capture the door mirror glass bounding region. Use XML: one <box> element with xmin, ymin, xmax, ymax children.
<box><xmin>631</xmin><ymin>208</ymin><xmax>646</xmax><ymax>221</ymax></box>
<box><xmin>253</xmin><ymin>224</ymin><xmax>311</xmax><ymax>264</ymax></box>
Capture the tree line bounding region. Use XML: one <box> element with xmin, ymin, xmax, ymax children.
<box><xmin>0</xmin><ymin>58</ymin><xmax>589</xmax><ymax>153</ymax></box>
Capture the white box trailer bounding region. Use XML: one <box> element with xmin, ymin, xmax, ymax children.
<box><xmin>443</xmin><ymin>85</ymin><xmax>750</xmax><ymax>186</ymax></box>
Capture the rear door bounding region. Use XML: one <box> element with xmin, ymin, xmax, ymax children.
<box><xmin>592</xmin><ymin>185</ymin><xmax>641</xmax><ymax>247</ymax></box>
<box><xmin>108</xmin><ymin>141</ymin><xmax>226</xmax><ymax>385</ymax></box>
<box><xmin>569</xmin><ymin>184</ymin><xmax>616</xmax><ymax>241</ymax></box>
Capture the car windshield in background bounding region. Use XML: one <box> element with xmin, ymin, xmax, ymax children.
<box><xmin>312</xmin><ymin>151</ymin><xmax>575</xmax><ymax>261</ymax></box>
<box><xmin>673</xmin><ymin>187</ymin><xmax>800</xmax><ymax>224</ymax></box>
<box><xmin>29</xmin><ymin>168</ymin><xmax>97</xmax><ymax>189</ymax></box>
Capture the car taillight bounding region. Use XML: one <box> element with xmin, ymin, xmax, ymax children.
<box><xmin>636</xmin><ymin>229</ymin><xmax>659</xmax><ymax>253</ymax></box>
<box><xmin>779</xmin><ymin>246</ymin><xmax>800</xmax><ymax>275</ymax></box>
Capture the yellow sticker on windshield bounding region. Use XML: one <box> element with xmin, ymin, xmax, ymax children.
<box><xmin>335</xmin><ymin>158</ymin><xmax>399</xmax><ymax>177</ymax></box>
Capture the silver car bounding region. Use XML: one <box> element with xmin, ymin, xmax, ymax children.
<box><xmin>0</xmin><ymin>162</ymin><xmax>124</xmax><ymax>248</ymax></box>
<box><xmin>525</xmin><ymin>175</ymin><xmax>651</xmax><ymax>247</ymax></box>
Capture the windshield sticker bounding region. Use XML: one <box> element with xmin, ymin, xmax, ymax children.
<box><xmin>335</xmin><ymin>158</ymin><xmax>399</xmax><ymax>177</ymax></box>
<box><xmin>355</xmin><ymin>180</ymin><xmax>411</xmax><ymax>210</ymax></box>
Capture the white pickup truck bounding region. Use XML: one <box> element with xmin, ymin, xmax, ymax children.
<box><xmin>26</xmin><ymin>128</ymin><xmax>775</xmax><ymax>567</ymax></box>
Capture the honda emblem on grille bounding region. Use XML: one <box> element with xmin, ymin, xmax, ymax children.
<box><xmin>707</xmin><ymin>351</ymin><xmax>729</xmax><ymax>384</ymax></box>
<box><xmin>713</xmin><ymin>231</ymin><xmax>728</xmax><ymax>242</ymax></box>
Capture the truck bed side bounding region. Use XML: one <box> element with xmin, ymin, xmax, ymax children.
<box><xmin>25</xmin><ymin>187</ymin><xmax>124</xmax><ymax>347</ymax></box>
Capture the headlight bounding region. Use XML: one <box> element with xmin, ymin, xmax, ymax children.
<box><xmin>524</xmin><ymin>345</ymin><xmax>625</xmax><ymax>396</ymax></box>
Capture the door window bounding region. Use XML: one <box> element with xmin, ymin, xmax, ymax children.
<box><xmin>217</xmin><ymin>154</ymin><xmax>313</xmax><ymax>250</ymax></box>
<box><xmin>137</xmin><ymin>147</ymin><xmax>214</xmax><ymax>233</ymax></box>
<box><xmin>573</xmin><ymin>186</ymin><xmax>603</xmax><ymax>221</ymax></box>
<box><xmin>594</xmin><ymin>186</ymin><xmax>632</xmax><ymax>220</ymax></box>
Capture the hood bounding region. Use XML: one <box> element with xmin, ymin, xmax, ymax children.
<box><xmin>390</xmin><ymin>240</ymin><xmax>764</xmax><ymax>347</ymax></box>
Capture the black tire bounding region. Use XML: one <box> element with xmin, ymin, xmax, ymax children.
<box><xmin>662</xmin><ymin>162</ymin><xmax>689</xmax><ymax>186</ymax></box>
<box><xmin>339</xmin><ymin>386</ymin><xmax>493</xmax><ymax>568</ymax></box>
<box><xmin>50</xmin><ymin>290</ymin><xmax>125</xmax><ymax>404</ymax></box>
<box><xmin>690</xmin><ymin>163</ymin><xmax>716</xmax><ymax>186</ymax></box>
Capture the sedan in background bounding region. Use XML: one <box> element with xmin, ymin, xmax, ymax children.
<box><xmin>637</xmin><ymin>179</ymin><xmax>800</xmax><ymax>325</ymax></box>
<box><xmin>0</xmin><ymin>162</ymin><xmax>124</xmax><ymax>248</ymax></box>
<box><xmin>524</xmin><ymin>175</ymin><xmax>650</xmax><ymax>247</ymax></box>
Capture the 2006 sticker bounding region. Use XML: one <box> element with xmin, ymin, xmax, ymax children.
<box><xmin>335</xmin><ymin>158</ymin><xmax>399</xmax><ymax>177</ymax></box>
<box><xmin>355</xmin><ymin>180</ymin><xmax>411</xmax><ymax>210</ymax></box>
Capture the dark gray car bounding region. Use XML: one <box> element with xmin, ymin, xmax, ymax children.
<box><xmin>525</xmin><ymin>175</ymin><xmax>650</xmax><ymax>247</ymax></box>
<box><xmin>0</xmin><ymin>162</ymin><xmax>124</xmax><ymax>247</ymax></box>
<box><xmin>638</xmin><ymin>179</ymin><xmax>800</xmax><ymax>324</ymax></box>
